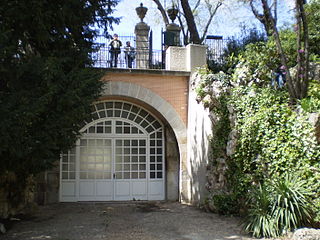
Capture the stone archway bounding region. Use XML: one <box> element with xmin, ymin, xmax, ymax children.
<box><xmin>101</xmin><ymin>81</ymin><xmax>187</xmax><ymax>200</ymax></box>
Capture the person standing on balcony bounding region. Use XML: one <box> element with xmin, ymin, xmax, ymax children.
<box><xmin>109</xmin><ymin>34</ymin><xmax>122</xmax><ymax>68</ymax></box>
<box><xmin>124</xmin><ymin>41</ymin><xmax>135</xmax><ymax>68</ymax></box>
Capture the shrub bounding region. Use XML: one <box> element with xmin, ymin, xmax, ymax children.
<box><xmin>243</xmin><ymin>174</ymin><xmax>314</xmax><ymax>238</ymax></box>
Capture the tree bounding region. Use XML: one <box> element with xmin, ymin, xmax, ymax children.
<box><xmin>0</xmin><ymin>0</ymin><xmax>119</xmax><ymax>209</ymax></box>
<box><xmin>243</xmin><ymin>0</ymin><xmax>310</xmax><ymax>101</ymax></box>
<box><xmin>152</xmin><ymin>0</ymin><xmax>223</xmax><ymax>44</ymax></box>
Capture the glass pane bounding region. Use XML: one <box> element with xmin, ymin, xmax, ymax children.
<box><xmin>105</xmin><ymin>102</ymin><xmax>113</xmax><ymax>109</ymax></box>
<box><xmin>105</xmin><ymin>139</ymin><xmax>111</xmax><ymax>146</ymax></box>
<box><xmin>139</xmin><ymin>172</ymin><xmax>146</xmax><ymax>179</ymax></box>
<box><xmin>99</xmin><ymin>111</ymin><xmax>106</xmax><ymax>118</ymax></box>
<box><xmin>139</xmin><ymin>148</ymin><xmax>146</xmax><ymax>154</ymax></box>
<box><xmin>121</xmin><ymin>111</ymin><xmax>129</xmax><ymax>118</ymax></box>
<box><xmin>115</xmin><ymin>110</ymin><xmax>121</xmax><ymax>117</ymax></box>
<box><xmin>116</xmin><ymin>156</ymin><xmax>122</xmax><ymax>163</ymax></box>
<box><xmin>80</xmin><ymin>163</ymin><xmax>87</xmax><ymax>171</ymax></box>
<box><xmin>124</xmin><ymin>164</ymin><xmax>130</xmax><ymax>170</ymax></box>
<box><xmin>80</xmin><ymin>172</ymin><xmax>87</xmax><ymax>179</ymax></box>
<box><xmin>146</xmin><ymin>115</ymin><xmax>155</xmax><ymax>123</ymax></box>
<box><xmin>116</xmin><ymin>127</ymin><xmax>122</xmax><ymax>134</ymax></box>
<box><xmin>115</xmin><ymin>102</ymin><xmax>123</xmax><ymax>109</ymax></box>
<box><xmin>139</xmin><ymin>109</ymin><xmax>148</xmax><ymax>117</ymax></box>
<box><xmin>62</xmin><ymin>172</ymin><xmax>68</xmax><ymax>179</ymax></box>
<box><xmin>116</xmin><ymin>148</ymin><xmax>122</xmax><ymax>154</ymax></box>
<box><xmin>124</xmin><ymin>172</ymin><xmax>130</xmax><ymax>179</ymax></box>
<box><xmin>104</xmin><ymin>164</ymin><xmax>111</xmax><ymax>171</ymax></box>
<box><xmin>132</xmin><ymin>164</ymin><xmax>138</xmax><ymax>170</ymax></box>
<box><xmin>97</xmin><ymin>126</ymin><xmax>103</xmax><ymax>133</ymax></box>
<box><xmin>124</xmin><ymin>127</ymin><xmax>130</xmax><ymax>133</ymax></box>
<box><xmin>139</xmin><ymin>164</ymin><xmax>146</xmax><ymax>170</ymax></box>
<box><xmin>157</xmin><ymin>172</ymin><xmax>163</xmax><ymax>178</ymax></box>
<box><xmin>89</xmin><ymin>126</ymin><xmax>95</xmax><ymax>133</ymax></box>
<box><xmin>116</xmin><ymin>164</ymin><xmax>123</xmax><ymax>171</ymax></box>
<box><xmin>124</xmin><ymin>156</ymin><xmax>130</xmax><ymax>162</ymax></box>
<box><xmin>124</xmin><ymin>148</ymin><xmax>130</xmax><ymax>154</ymax></box>
<box><xmin>69</xmin><ymin>164</ymin><xmax>75</xmax><ymax>171</ymax></box>
<box><xmin>123</xmin><ymin>103</ymin><xmax>131</xmax><ymax>111</ymax></box>
<box><xmin>96</xmin><ymin>103</ymin><xmax>104</xmax><ymax>110</ymax></box>
<box><xmin>107</xmin><ymin>110</ymin><xmax>113</xmax><ymax>117</ymax></box>
<box><xmin>150</xmin><ymin>172</ymin><xmax>155</xmax><ymax>179</ymax></box>
<box><xmin>69</xmin><ymin>172</ymin><xmax>75</xmax><ymax>179</ymax></box>
<box><xmin>104</xmin><ymin>172</ymin><xmax>111</xmax><ymax>179</ymax></box>
<box><xmin>132</xmin><ymin>148</ymin><xmax>138</xmax><ymax>154</ymax></box>
<box><xmin>146</xmin><ymin>126</ymin><xmax>154</xmax><ymax>133</ymax></box>
<box><xmin>131</xmin><ymin>172</ymin><xmax>138</xmax><ymax>179</ymax></box>
<box><xmin>115</xmin><ymin>172</ymin><xmax>122</xmax><ymax>179</ymax></box>
<box><xmin>62</xmin><ymin>164</ymin><xmax>68</xmax><ymax>171</ymax></box>
<box><xmin>96</xmin><ymin>172</ymin><xmax>103</xmax><ymax>179</ymax></box>
<box><xmin>88</xmin><ymin>172</ymin><xmax>95</xmax><ymax>179</ymax></box>
<box><xmin>96</xmin><ymin>164</ymin><xmax>103</xmax><ymax>171</ymax></box>
<box><xmin>96</xmin><ymin>139</ymin><xmax>103</xmax><ymax>146</ymax></box>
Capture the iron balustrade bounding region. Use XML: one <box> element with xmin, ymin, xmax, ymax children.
<box><xmin>91</xmin><ymin>34</ymin><xmax>164</xmax><ymax>70</ymax></box>
<box><xmin>91</xmin><ymin>45</ymin><xmax>164</xmax><ymax>69</ymax></box>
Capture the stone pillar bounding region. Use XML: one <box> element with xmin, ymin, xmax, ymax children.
<box><xmin>166</xmin><ymin>44</ymin><xmax>207</xmax><ymax>72</ymax></box>
<box><xmin>135</xmin><ymin>3</ymin><xmax>150</xmax><ymax>69</ymax></box>
<box><xmin>166</xmin><ymin>23</ymin><xmax>181</xmax><ymax>46</ymax></box>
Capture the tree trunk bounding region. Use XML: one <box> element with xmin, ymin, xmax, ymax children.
<box><xmin>180</xmin><ymin>0</ymin><xmax>201</xmax><ymax>44</ymax></box>
<box><xmin>152</xmin><ymin>0</ymin><xmax>169</xmax><ymax>26</ymax></box>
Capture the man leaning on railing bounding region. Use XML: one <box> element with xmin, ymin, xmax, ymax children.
<box><xmin>108</xmin><ymin>34</ymin><xmax>122</xmax><ymax>68</ymax></box>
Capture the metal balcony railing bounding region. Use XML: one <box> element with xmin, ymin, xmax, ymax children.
<box><xmin>91</xmin><ymin>45</ymin><xmax>164</xmax><ymax>69</ymax></box>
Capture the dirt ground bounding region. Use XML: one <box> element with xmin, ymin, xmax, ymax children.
<box><xmin>1</xmin><ymin>201</ymin><xmax>253</xmax><ymax>240</ymax></box>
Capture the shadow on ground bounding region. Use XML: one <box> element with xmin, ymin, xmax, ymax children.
<box><xmin>1</xmin><ymin>201</ymin><xmax>253</xmax><ymax>240</ymax></box>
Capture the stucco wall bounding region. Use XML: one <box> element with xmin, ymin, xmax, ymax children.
<box><xmin>101</xmin><ymin>70</ymin><xmax>189</xmax><ymax>126</ymax></box>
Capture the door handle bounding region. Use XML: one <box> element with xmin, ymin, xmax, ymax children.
<box><xmin>113</xmin><ymin>173</ymin><xmax>116</xmax><ymax>179</ymax></box>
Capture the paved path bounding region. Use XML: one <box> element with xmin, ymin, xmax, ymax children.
<box><xmin>2</xmin><ymin>202</ymin><xmax>252</xmax><ymax>240</ymax></box>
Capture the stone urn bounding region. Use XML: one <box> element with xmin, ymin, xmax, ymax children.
<box><xmin>167</xmin><ymin>5</ymin><xmax>179</xmax><ymax>23</ymax></box>
<box><xmin>136</xmin><ymin>3</ymin><xmax>148</xmax><ymax>22</ymax></box>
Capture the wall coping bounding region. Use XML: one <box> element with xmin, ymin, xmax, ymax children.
<box><xmin>95</xmin><ymin>67</ymin><xmax>191</xmax><ymax>77</ymax></box>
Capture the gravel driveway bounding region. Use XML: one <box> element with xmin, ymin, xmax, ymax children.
<box><xmin>2</xmin><ymin>201</ymin><xmax>252</xmax><ymax>240</ymax></box>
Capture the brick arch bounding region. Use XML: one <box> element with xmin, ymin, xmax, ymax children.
<box><xmin>101</xmin><ymin>81</ymin><xmax>187</xmax><ymax>145</ymax></box>
<box><xmin>101</xmin><ymin>81</ymin><xmax>187</xmax><ymax>199</ymax></box>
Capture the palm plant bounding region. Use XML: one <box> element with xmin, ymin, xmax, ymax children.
<box><xmin>243</xmin><ymin>173</ymin><xmax>314</xmax><ymax>238</ymax></box>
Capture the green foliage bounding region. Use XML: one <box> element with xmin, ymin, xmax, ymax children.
<box><xmin>207</xmin><ymin>27</ymin><xmax>266</xmax><ymax>74</ymax></box>
<box><xmin>244</xmin><ymin>184</ymin><xmax>278</xmax><ymax>238</ymax></box>
<box><xmin>244</xmin><ymin>174</ymin><xmax>314</xmax><ymax>238</ymax></box>
<box><xmin>207</xmin><ymin>193</ymin><xmax>238</xmax><ymax>215</ymax></box>
<box><xmin>300</xmin><ymin>80</ymin><xmax>320</xmax><ymax>112</ymax></box>
<box><xmin>306</xmin><ymin>0</ymin><xmax>320</xmax><ymax>58</ymax></box>
<box><xmin>232</xmin><ymin>41</ymin><xmax>279</xmax><ymax>86</ymax></box>
<box><xmin>0</xmin><ymin>0</ymin><xmax>119</xmax><ymax>206</ymax></box>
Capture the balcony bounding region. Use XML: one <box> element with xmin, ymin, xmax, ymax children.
<box><xmin>91</xmin><ymin>35</ymin><xmax>164</xmax><ymax>70</ymax></box>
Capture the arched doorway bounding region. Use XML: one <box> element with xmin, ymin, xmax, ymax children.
<box><xmin>60</xmin><ymin>100</ymin><xmax>165</xmax><ymax>201</ymax></box>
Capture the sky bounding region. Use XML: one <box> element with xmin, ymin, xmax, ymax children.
<box><xmin>110</xmin><ymin>0</ymin><xmax>296</xmax><ymax>50</ymax></box>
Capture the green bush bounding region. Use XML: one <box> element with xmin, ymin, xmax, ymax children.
<box><xmin>207</xmin><ymin>193</ymin><xmax>239</xmax><ymax>215</ymax></box>
<box><xmin>243</xmin><ymin>174</ymin><xmax>314</xmax><ymax>238</ymax></box>
<box><xmin>300</xmin><ymin>80</ymin><xmax>320</xmax><ymax>112</ymax></box>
